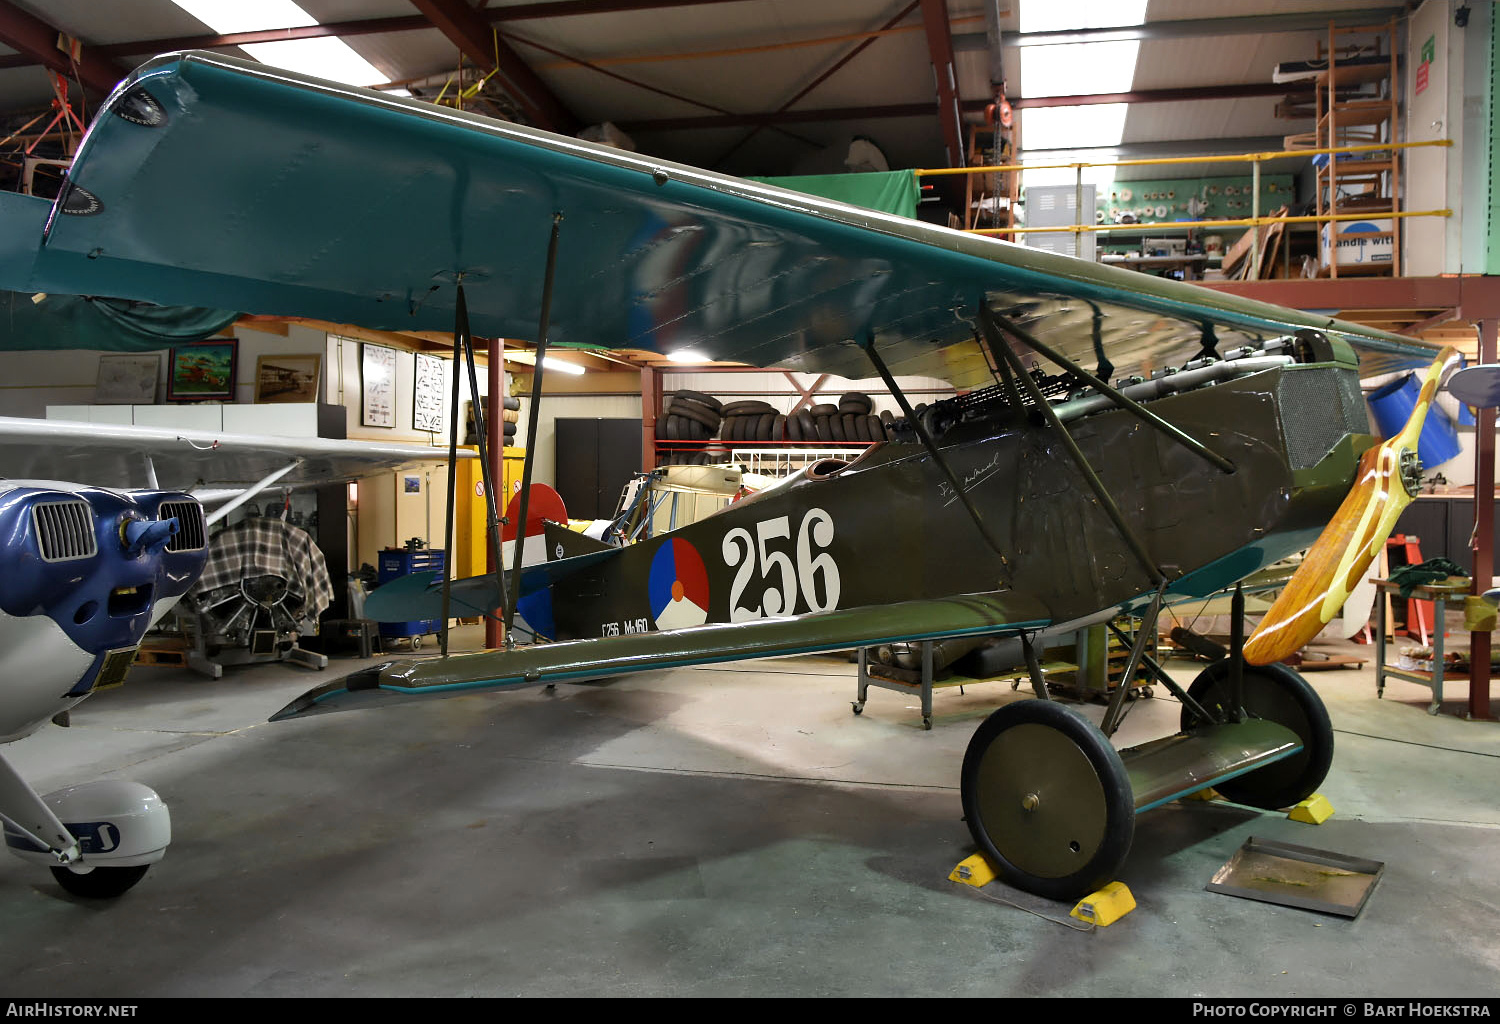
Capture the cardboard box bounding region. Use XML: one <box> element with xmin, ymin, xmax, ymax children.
<box><xmin>1320</xmin><ymin>218</ymin><xmax>1394</xmax><ymax>267</ymax></box>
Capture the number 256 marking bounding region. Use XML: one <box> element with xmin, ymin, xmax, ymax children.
<box><xmin>722</xmin><ymin>508</ymin><xmax>840</xmax><ymax>622</ymax></box>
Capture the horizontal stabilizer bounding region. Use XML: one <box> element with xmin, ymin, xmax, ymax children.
<box><xmin>272</xmin><ymin>590</ymin><xmax>1051</xmax><ymax>720</ymax></box>
<box><xmin>545</xmin><ymin>519</ymin><xmax>615</xmax><ymax>557</ymax></box>
<box><xmin>361</xmin><ymin>547</ymin><xmax>620</xmax><ymax>622</ymax></box>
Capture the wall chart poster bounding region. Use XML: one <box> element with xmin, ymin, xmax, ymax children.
<box><xmin>412</xmin><ymin>352</ymin><xmax>445</xmax><ymax>433</ymax></box>
<box><xmin>361</xmin><ymin>343</ymin><xmax>396</xmax><ymax>428</ymax></box>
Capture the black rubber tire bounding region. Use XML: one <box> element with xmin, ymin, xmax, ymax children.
<box><xmin>665</xmin><ymin>415</ymin><xmax>683</xmax><ymax>441</ymax></box>
<box><xmin>839</xmin><ymin>392</ymin><xmax>872</xmax><ymax>414</ymax></box>
<box><xmin>879</xmin><ymin>409</ymin><xmax>894</xmax><ymax>425</ymax></box>
<box><xmin>1180</xmin><ymin>660</ymin><xmax>1334</xmax><ymax>810</ymax></box>
<box><xmin>723</xmin><ymin>400</ymin><xmax>776</xmax><ymax>417</ymax></box>
<box><xmin>853</xmin><ymin>414</ymin><xmax>871</xmax><ymax>442</ymax></box>
<box><xmin>961</xmin><ymin>700</ymin><xmax>1136</xmax><ymax>902</ymax></box>
<box><xmin>654</xmin><ymin>417</ymin><xmax>669</xmax><ymax>440</ymax></box>
<box><xmin>797</xmin><ymin>409</ymin><xmax>816</xmax><ymax>439</ymax></box>
<box><xmin>828</xmin><ymin>413</ymin><xmax>846</xmax><ymax>442</ymax></box>
<box><xmin>731</xmin><ymin>415</ymin><xmax>748</xmax><ymax>442</ymax></box>
<box><xmin>503</xmin><ymin>395</ymin><xmax>520</xmax><ymax>411</ymax></box>
<box><xmin>814</xmin><ymin>415</ymin><xmax>833</xmax><ymax>442</ymax></box>
<box><xmin>866</xmin><ymin>414</ymin><xmax>883</xmax><ymax>442</ymax></box>
<box><xmin>786</xmin><ymin>411</ymin><xmax>803</xmax><ymax>442</ymax></box>
<box><xmin>843</xmin><ymin>413</ymin><xmax>861</xmax><ymax>441</ymax></box>
<box><xmin>752</xmin><ymin>412</ymin><xmax>773</xmax><ymax>440</ymax></box>
<box><xmin>503</xmin><ymin>421</ymin><xmax>517</xmax><ymax>437</ymax></box>
<box><xmin>673</xmin><ymin>389</ymin><xmax>721</xmax><ymax>412</ymax></box>
<box><xmin>771</xmin><ymin>413</ymin><xmax>786</xmax><ymax>441</ymax></box>
<box><xmin>670</xmin><ymin>399</ymin><xmax>720</xmax><ymax>430</ymax></box>
<box><xmin>810</xmin><ymin>403</ymin><xmax>839</xmax><ymax>418</ymax></box>
<box><xmin>51</xmin><ymin>864</ymin><xmax>151</xmax><ymax>899</ymax></box>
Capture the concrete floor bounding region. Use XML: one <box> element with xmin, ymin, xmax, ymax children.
<box><xmin>1</xmin><ymin>627</ymin><xmax>1497</xmax><ymax>998</ymax></box>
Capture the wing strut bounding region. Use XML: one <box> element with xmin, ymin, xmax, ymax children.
<box><xmin>983</xmin><ymin>306</ymin><xmax>1234</xmax><ymax>475</ymax></box>
<box><xmin>983</xmin><ymin>310</ymin><xmax>1166</xmax><ymax>587</ymax></box>
<box><xmin>455</xmin><ymin>283</ymin><xmax>513</xmax><ymax>629</ymax></box>
<box><xmin>859</xmin><ymin>334</ymin><xmax>1011</xmax><ymax>581</ymax></box>
<box><xmin>203</xmin><ymin>458</ymin><xmax>302</xmax><ymax>527</ymax></box>
<box><xmin>504</xmin><ymin>212</ymin><xmax>564</xmax><ymax>647</ymax></box>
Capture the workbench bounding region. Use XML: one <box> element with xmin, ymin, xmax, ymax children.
<box><xmin>1372</xmin><ymin>577</ymin><xmax>1469</xmax><ymax>715</ymax></box>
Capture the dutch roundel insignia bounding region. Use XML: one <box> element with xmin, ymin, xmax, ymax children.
<box><xmin>648</xmin><ymin>538</ymin><xmax>710</xmax><ymax>629</ymax></box>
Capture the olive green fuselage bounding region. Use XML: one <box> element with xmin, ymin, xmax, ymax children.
<box><xmin>549</xmin><ymin>362</ymin><xmax>1373</xmax><ymax>641</ymax></box>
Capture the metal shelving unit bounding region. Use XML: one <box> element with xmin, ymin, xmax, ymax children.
<box><xmin>1314</xmin><ymin>19</ymin><xmax>1400</xmax><ymax>278</ymax></box>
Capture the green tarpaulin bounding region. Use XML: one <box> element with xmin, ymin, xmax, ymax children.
<box><xmin>752</xmin><ymin>170</ymin><xmax>920</xmax><ymax>220</ymax></box>
<box><xmin>0</xmin><ymin>291</ymin><xmax>239</xmax><ymax>351</ymax></box>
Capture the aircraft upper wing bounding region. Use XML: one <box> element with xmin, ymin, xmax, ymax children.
<box><xmin>271</xmin><ymin>589</ymin><xmax>1051</xmax><ymax>720</ymax></box>
<box><xmin>0</xmin><ymin>415</ymin><xmax>468</xmax><ymax>492</ymax></box>
<box><xmin>0</xmin><ymin>51</ymin><xmax>1439</xmax><ymax>390</ymax></box>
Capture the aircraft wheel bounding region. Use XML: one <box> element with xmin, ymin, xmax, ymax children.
<box><xmin>961</xmin><ymin>700</ymin><xmax>1135</xmax><ymax>901</ymax></box>
<box><xmin>1179</xmin><ymin>660</ymin><xmax>1333</xmax><ymax>810</ymax></box>
<box><xmin>50</xmin><ymin>864</ymin><xmax>150</xmax><ymax>899</ymax></box>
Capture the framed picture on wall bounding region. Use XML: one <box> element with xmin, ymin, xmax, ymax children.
<box><xmin>254</xmin><ymin>354</ymin><xmax>321</xmax><ymax>403</ymax></box>
<box><xmin>166</xmin><ymin>339</ymin><xmax>237</xmax><ymax>402</ymax></box>
<box><xmin>361</xmin><ymin>343</ymin><xmax>396</xmax><ymax>428</ymax></box>
<box><xmin>412</xmin><ymin>352</ymin><xmax>445</xmax><ymax>433</ymax></box>
<box><xmin>94</xmin><ymin>353</ymin><xmax>160</xmax><ymax>404</ymax></box>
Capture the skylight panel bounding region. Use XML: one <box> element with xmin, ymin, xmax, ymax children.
<box><xmin>241</xmin><ymin>38</ymin><xmax>389</xmax><ymax>87</ymax></box>
<box><xmin>1019</xmin><ymin>0</ymin><xmax>1148</xmax><ymax>33</ymax></box>
<box><xmin>170</xmin><ymin>0</ymin><xmax>389</xmax><ymax>87</ymax></box>
<box><xmin>169</xmin><ymin>0</ymin><xmax>316</xmax><ymax>34</ymax></box>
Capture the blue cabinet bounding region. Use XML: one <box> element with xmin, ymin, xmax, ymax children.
<box><xmin>376</xmin><ymin>549</ymin><xmax>446</xmax><ymax>642</ymax></box>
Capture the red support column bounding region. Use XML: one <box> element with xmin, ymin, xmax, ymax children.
<box><xmin>641</xmin><ymin>365</ymin><xmax>660</xmax><ymax>470</ymax></box>
<box><xmin>486</xmin><ymin>337</ymin><xmax>505</xmax><ymax>650</ymax></box>
<box><xmin>1469</xmin><ymin>319</ymin><xmax>1496</xmax><ymax>720</ymax></box>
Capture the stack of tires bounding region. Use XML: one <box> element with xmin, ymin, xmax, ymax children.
<box><xmin>464</xmin><ymin>396</ymin><xmax>521</xmax><ymax>446</ymax></box>
<box><xmin>796</xmin><ymin>392</ymin><xmax>892</xmax><ymax>443</ymax></box>
<box><xmin>659</xmin><ymin>390</ymin><xmax>722</xmax><ymax>465</ymax></box>
<box><xmin>719</xmin><ymin>400</ymin><xmax>786</xmax><ymax>443</ymax></box>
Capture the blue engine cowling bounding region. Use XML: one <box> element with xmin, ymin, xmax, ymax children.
<box><xmin>0</xmin><ymin>482</ymin><xmax>209</xmax><ymax>737</ymax></box>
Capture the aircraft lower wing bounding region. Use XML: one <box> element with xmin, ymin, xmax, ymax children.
<box><xmin>271</xmin><ymin>590</ymin><xmax>1051</xmax><ymax>720</ymax></box>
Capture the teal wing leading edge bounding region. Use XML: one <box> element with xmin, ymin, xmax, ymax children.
<box><xmin>0</xmin><ymin>50</ymin><xmax>1440</xmax><ymax>388</ymax></box>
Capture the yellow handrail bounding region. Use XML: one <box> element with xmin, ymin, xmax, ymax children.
<box><xmin>977</xmin><ymin>207</ymin><xmax>1450</xmax><ymax>237</ymax></box>
<box><xmin>914</xmin><ymin>138</ymin><xmax>1452</xmax><ymax>177</ymax></box>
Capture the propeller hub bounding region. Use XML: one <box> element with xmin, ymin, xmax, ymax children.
<box><xmin>1399</xmin><ymin>448</ymin><xmax>1423</xmax><ymax>498</ymax></box>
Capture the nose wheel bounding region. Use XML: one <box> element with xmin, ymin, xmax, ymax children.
<box><xmin>50</xmin><ymin>864</ymin><xmax>150</xmax><ymax>899</ymax></box>
<box><xmin>960</xmin><ymin>699</ymin><xmax>1135</xmax><ymax>901</ymax></box>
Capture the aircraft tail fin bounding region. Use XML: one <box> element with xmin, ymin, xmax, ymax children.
<box><xmin>362</xmin><ymin>546</ymin><xmax>622</xmax><ymax>623</ymax></box>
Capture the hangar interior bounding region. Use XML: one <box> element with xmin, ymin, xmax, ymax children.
<box><xmin>0</xmin><ymin>0</ymin><xmax>1497</xmax><ymax>1000</ymax></box>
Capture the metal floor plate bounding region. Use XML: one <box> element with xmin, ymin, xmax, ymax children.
<box><xmin>1206</xmin><ymin>836</ymin><xmax>1385</xmax><ymax>918</ymax></box>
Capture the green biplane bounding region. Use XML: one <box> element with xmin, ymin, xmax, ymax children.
<box><xmin>0</xmin><ymin>52</ymin><xmax>1456</xmax><ymax>901</ymax></box>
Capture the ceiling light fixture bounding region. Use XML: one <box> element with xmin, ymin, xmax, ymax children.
<box><xmin>666</xmin><ymin>350</ymin><xmax>706</xmax><ymax>363</ymax></box>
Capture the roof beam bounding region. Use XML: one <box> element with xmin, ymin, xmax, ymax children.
<box><xmin>0</xmin><ymin>0</ymin><xmax>130</xmax><ymax>96</ymax></box>
<box><xmin>953</xmin><ymin>6</ymin><xmax>1405</xmax><ymax>49</ymax></box>
<box><xmin>76</xmin><ymin>1</ymin><xmax>755</xmax><ymax>66</ymax></box>
<box><xmin>619</xmin><ymin>84</ymin><xmax>1315</xmax><ymax>133</ymax></box>
<box><xmin>918</xmin><ymin>0</ymin><xmax>965</xmax><ymax>168</ymax></box>
<box><xmin>408</xmin><ymin>0</ymin><xmax>577</xmax><ymax>133</ymax></box>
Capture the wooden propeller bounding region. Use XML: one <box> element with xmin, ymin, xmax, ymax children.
<box><xmin>1243</xmin><ymin>346</ymin><xmax>1462</xmax><ymax>666</ymax></box>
